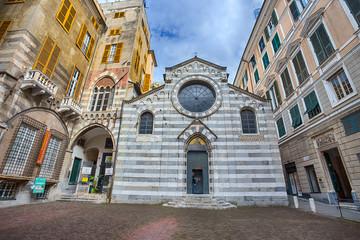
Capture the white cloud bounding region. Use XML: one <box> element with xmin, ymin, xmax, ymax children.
<box><xmin>146</xmin><ymin>0</ymin><xmax>264</xmax><ymax>83</ymax></box>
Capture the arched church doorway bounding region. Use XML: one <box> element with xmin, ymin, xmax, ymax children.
<box><xmin>186</xmin><ymin>136</ymin><xmax>209</xmax><ymax>194</ymax></box>
<box><xmin>67</xmin><ymin>125</ymin><xmax>114</xmax><ymax>195</ymax></box>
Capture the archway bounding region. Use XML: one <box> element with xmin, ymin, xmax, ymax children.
<box><xmin>186</xmin><ymin>135</ymin><xmax>210</xmax><ymax>194</ymax></box>
<box><xmin>66</xmin><ymin>125</ymin><xmax>114</xmax><ymax>195</ymax></box>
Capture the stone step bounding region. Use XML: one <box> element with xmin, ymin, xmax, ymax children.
<box><xmin>163</xmin><ymin>196</ymin><xmax>237</xmax><ymax>210</ymax></box>
<box><xmin>56</xmin><ymin>194</ymin><xmax>106</xmax><ymax>204</ymax></box>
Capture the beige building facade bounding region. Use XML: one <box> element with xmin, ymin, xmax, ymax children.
<box><xmin>234</xmin><ymin>0</ymin><xmax>360</xmax><ymax>206</ymax></box>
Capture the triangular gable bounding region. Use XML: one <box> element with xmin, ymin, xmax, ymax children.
<box><xmin>124</xmin><ymin>84</ymin><xmax>165</xmax><ymax>104</ymax></box>
<box><xmin>275</xmin><ymin>58</ymin><xmax>287</xmax><ymax>73</ymax></box>
<box><xmin>265</xmin><ymin>74</ymin><xmax>276</xmax><ymax>88</ymax></box>
<box><xmin>285</xmin><ymin>39</ymin><xmax>302</xmax><ymax>59</ymax></box>
<box><xmin>177</xmin><ymin>118</ymin><xmax>218</xmax><ymax>141</ymax></box>
<box><xmin>165</xmin><ymin>56</ymin><xmax>227</xmax><ymax>72</ymax></box>
<box><xmin>300</xmin><ymin>7</ymin><xmax>325</xmax><ymax>37</ymax></box>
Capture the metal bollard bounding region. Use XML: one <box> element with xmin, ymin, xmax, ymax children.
<box><xmin>309</xmin><ymin>198</ymin><xmax>316</xmax><ymax>213</ymax></box>
<box><xmin>293</xmin><ymin>196</ymin><xmax>299</xmax><ymax>209</ymax></box>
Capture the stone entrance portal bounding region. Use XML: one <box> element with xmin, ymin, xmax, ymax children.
<box><xmin>187</xmin><ymin>151</ymin><xmax>209</xmax><ymax>194</ymax></box>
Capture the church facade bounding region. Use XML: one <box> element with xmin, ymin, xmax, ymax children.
<box><xmin>111</xmin><ymin>57</ymin><xmax>288</xmax><ymax>206</ymax></box>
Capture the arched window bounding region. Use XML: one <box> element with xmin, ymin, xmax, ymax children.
<box><xmin>241</xmin><ymin>109</ymin><xmax>257</xmax><ymax>134</ymax></box>
<box><xmin>90</xmin><ymin>86</ymin><xmax>115</xmax><ymax>111</ymax></box>
<box><xmin>139</xmin><ymin>112</ymin><xmax>153</xmax><ymax>134</ymax></box>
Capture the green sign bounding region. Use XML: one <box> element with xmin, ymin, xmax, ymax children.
<box><xmin>33</xmin><ymin>178</ymin><xmax>46</xmax><ymax>193</ymax></box>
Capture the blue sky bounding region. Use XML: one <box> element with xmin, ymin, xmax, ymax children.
<box><xmin>145</xmin><ymin>0</ymin><xmax>264</xmax><ymax>83</ymax></box>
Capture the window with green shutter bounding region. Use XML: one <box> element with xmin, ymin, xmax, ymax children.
<box><xmin>276</xmin><ymin>117</ymin><xmax>286</xmax><ymax>138</ymax></box>
<box><xmin>344</xmin><ymin>0</ymin><xmax>360</xmax><ymax>26</ymax></box>
<box><xmin>303</xmin><ymin>90</ymin><xmax>321</xmax><ymax>119</ymax></box>
<box><xmin>310</xmin><ymin>23</ymin><xmax>335</xmax><ymax>65</ymax></box>
<box><xmin>242</xmin><ymin>71</ymin><xmax>248</xmax><ymax>89</ymax></box>
<box><xmin>254</xmin><ymin>69</ymin><xmax>259</xmax><ymax>84</ymax></box>
<box><xmin>290</xmin><ymin>1</ymin><xmax>300</xmax><ymax>21</ymax></box>
<box><xmin>342</xmin><ymin>110</ymin><xmax>360</xmax><ymax>135</ymax></box>
<box><xmin>266</xmin><ymin>81</ymin><xmax>282</xmax><ymax>111</ymax></box>
<box><xmin>280</xmin><ymin>68</ymin><xmax>294</xmax><ymax>97</ymax></box>
<box><xmin>292</xmin><ymin>51</ymin><xmax>309</xmax><ymax>84</ymax></box>
<box><xmin>262</xmin><ymin>52</ymin><xmax>270</xmax><ymax>70</ymax></box>
<box><xmin>250</xmin><ymin>55</ymin><xmax>256</xmax><ymax>68</ymax></box>
<box><xmin>259</xmin><ymin>36</ymin><xmax>265</xmax><ymax>53</ymax></box>
<box><xmin>272</xmin><ymin>33</ymin><xmax>281</xmax><ymax>54</ymax></box>
<box><xmin>264</xmin><ymin>28</ymin><xmax>270</xmax><ymax>41</ymax></box>
<box><xmin>290</xmin><ymin>104</ymin><xmax>302</xmax><ymax>129</ymax></box>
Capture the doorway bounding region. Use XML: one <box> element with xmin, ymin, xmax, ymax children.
<box><xmin>96</xmin><ymin>153</ymin><xmax>112</xmax><ymax>194</ymax></box>
<box><xmin>285</xmin><ymin>162</ymin><xmax>298</xmax><ymax>195</ymax></box>
<box><xmin>323</xmin><ymin>148</ymin><xmax>352</xmax><ymax>202</ymax></box>
<box><xmin>69</xmin><ymin>158</ymin><xmax>81</xmax><ymax>184</ymax></box>
<box><xmin>187</xmin><ymin>151</ymin><xmax>209</xmax><ymax>194</ymax></box>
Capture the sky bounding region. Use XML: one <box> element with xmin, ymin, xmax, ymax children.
<box><xmin>98</xmin><ymin>0</ymin><xmax>264</xmax><ymax>83</ymax></box>
<box><xmin>145</xmin><ymin>0</ymin><xmax>264</xmax><ymax>83</ymax></box>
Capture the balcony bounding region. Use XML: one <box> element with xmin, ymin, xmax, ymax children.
<box><xmin>57</xmin><ymin>96</ymin><xmax>83</xmax><ymax>119</ymax></box>
<box><xmin>20</xmin><ymin>69</ymin><xmax>58</xmax><ymax>100</ymax></box>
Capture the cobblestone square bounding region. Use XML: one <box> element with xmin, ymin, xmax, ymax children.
<box><xmin>0</xmin><ymin>202</ymin><xmax>359</xmax><ymax>240</ymax></box>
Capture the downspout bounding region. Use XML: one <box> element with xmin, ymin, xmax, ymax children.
<box><xmin>108</xmin><ymin>100</ymin><xmax>124</xmax><ymax>203</ymax></box>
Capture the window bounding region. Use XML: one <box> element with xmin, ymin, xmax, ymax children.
<box><xmin>109</xmin><ymin>29</ymin><xmax>121</xmax><ymax>35</ymax></box>
<box><xmin>90</xmin><ymin>87</ymin><xmax>115</xmax><ymax>111</ymax></box>
<box><xmin>290</xmin><ymin>104</ymin><xmax>303</xmax><ymax>129</ymax></box>
<box><xmin>134</xmin><ymin>51</ymin><xmax>140</xmax><ymax>73</ymax></box>
<box><xmin>254</xmin><ymin>69</ymin><xmax>259</xmax><ymax>84</ymax></box>
<box><xmin>90</xmin><ymin>16</ymin><xmax>99</xmax><ymax>32</ymax></box>
<box><xmin>114</xmin><ymin>12</ymin><xmax>125</xmax><ymax>18</ymax></box>
<box><xmin>76</xmin><ymin>24</ymin><xmax>95</xmax><ymax>60</ymax></box>
<box><xmin>276</xmin><ymin>117</ymin><xmax>286</xmax><ymax>138</ymax></box>
<box><xmin>262</xmin><ymin>52</ymin><xmax>270</xmax><ymax>70</ymax></box>
<box><xmin>0</xmin><ymin>20</ymin><xmax>12</xmax><ymax>43</ymax></box>
<box><xmin>101</xmin><ymin>43</ymin><xmax>123</xmax><ymax>64</ymax></box>
<box><xmin>305</xmin><ymin>165</ymin><xmax>320</xmax><ymax>193</ymax></box>
<box><xmin>310</xmin><ymin>23</ymin><xmax>335</xmax><ymax>65</ymax></box>
<box><xmin>292</xmin><ymin>50</ymin><xmax>309</xmax><ymax>84</ymax></box>
<box><xmin>39</xmin><ymin>136</ymin><xmax>61</xmax><ymax>179</ymax></box>
<box><xmin>242</xmin><ymin>71</ymin><xmax>248</xmax><ymax>89</ymax></box>
<box><xmin>328</xmin><ymin>69</ymin><xmax>353</xmax><ymax>100</ymax></box>
<box><xmin>139</xmin><ymin>112</ymin><xmax>153</xmax><ymax>134</ymax></box>
<box><xmin>272</xmin><ymin>33</ymin><xmax>281</xmax><ymax>54</ymax></box>
<box><xmin>265</xmin><ymin>10</ymin><xmax>278</xmax><ymax>39</ymax></box>
<box><xmin>303</xmin><ymin>90</ymin><xmax>321</xmax><ymax>119</ymax></box>
<box><xmin>259</xmin><ymin>36</ymin><xmax>265</xmax><ymax>53</ymax></box>
<box><xmin>344</xmin><ymin>0</ymin><xmax>360</xmax><ymax>26</ymax></box>
<box><xmin>290</xmin><ymin>1</ymin><xmax>300</xmax><ymax>21</ymax></box>
<box><xmin>280</xmin><ymin>68</ymin><xmax>294</xmax><ymax>97</ymax></box>
<box><xmin>342</xmin><ymin>110</ymin><xmax>360</xmax><ymax>135</ymax></box>
<box><xmin>250</xmin><ymin>55</ymin><xmax>256</xmax><ymax>68</ymax></box>
<box><xmin>241</xmin><ymin>110</ymin><xmax>257</xmax><ymax>134</ymax></box>
<box><xmin>33</xmin><ymin>36</ymin><xmax>61</xmax><ymax>78</ymax></box>
<box><xmin>2</xmin><ymin>124</ymin><xmax>37</xmax><ymax>175</ymax></box>
<box><xmin>56</xmin><ymin>0</ymin><xmax>76</xmax><ymax>33</ymax></box>
<box><xmin>0</xmin><ymin>181</ymin><xmax>19</xmax><ymax>200</ymax></box>
<box><xmin>301</xmin><ymin>0</ymin><xmax>310</xmax><ymax>8</ymax></box>
<box><xmin>266</xmin><ymin>80</ymin><xmax>282</xmax><ymax>110</ymax></box>
<box><xmin>143</xmin><ymin>74</ymin><xmax>151</xmax><ymax>92</ymax></box>
<box><xmin>5</xmin><ymin>0</ymin><xmax>26</xmax><ymax>3</ymax></box>
<box><xmin>66</xmin><ymin>66</ymin><xmax>83</xmax><ymax>100</ymax></box>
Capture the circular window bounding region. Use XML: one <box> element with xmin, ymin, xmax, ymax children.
<box><xmin>178</xmin><ymin>83</ymin><xmax>215</xmax><ymax>112</ymax></box>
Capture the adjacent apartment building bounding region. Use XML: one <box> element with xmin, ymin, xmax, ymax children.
<box><xmin>234</xmin><ymin>0</ymin><xmax>360</xmax><ymax>206</ymax></box>
<box><xmin>0</xmin><ymin>0</ymin><xmax>156</xmax><ymax>207</ymax></box>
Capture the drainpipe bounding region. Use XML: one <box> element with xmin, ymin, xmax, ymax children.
<box><xmin>108</xmin><ymin>100</ymin><xmax>124</xmax><ymax>203</ymax></box>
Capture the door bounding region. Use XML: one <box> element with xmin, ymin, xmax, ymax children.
<box><xmin>187</xmin><ymin>151</ymin><xmax>209</xmax><ymax>194</ymax></box>
<box><xmin>324</xmin><ymin>148</ymin><xmax>352</xmax><ymax>202</ymax></box>
<box><xmin>288</xmin><ymin>172</ymin><xmax>298</xmax><ymax>195</ymax></box>
<box><xmin>97</xmin><ymin>153</ymin><xmax>112</xmax><ymax>194</ymax></box>
<box><xmin>69</xmin><ymin>158</ymin><xmax>81</xmax><ymax>184</ymax></box>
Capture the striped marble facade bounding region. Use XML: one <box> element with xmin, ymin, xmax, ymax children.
<box><xmin>112</xmin><ymin>57</ymin><xmax>288</xmax><ymax>206</ymax></box>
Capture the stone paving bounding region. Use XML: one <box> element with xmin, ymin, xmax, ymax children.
<box><xmin>0</xmin><ymin>202</ymin><xmax>359</xmax><ymax>240</ymax></box>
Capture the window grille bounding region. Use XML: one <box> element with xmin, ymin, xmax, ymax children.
<box><xmin>3</xmin><ymin>124</ymin><xmax>36</xmax><ymax>175</ymax></box>
<box><xmin>34</xmin><ymin>186</ymin><xmax>49</xmax><ymax>199</ymax></box>
<box><xmin>139</xmin><ymin>112</ymin><xmax>153</xmax><ymax>134</ymax></box>
<box><xmin>241</xmin><ymin>110</ymin><xmax>257</xmax><ymax>134</ymax></box>
<box><xmin>0</xmin><ymin>181</ymin><xmax>19</xmax><ymax>200</ymax></box>
<box><xmin>39</xmin><ymin>136</ymin><xmax>61</xmax><ymax>179</ymax></box>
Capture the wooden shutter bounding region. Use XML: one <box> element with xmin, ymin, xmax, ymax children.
<box><xmin>86</xmin><ymin>36</ymin><xmax>95</xmax><ymax>60</ymax></box>
<box><xmin>113</xmin><ymin>43</ymin><xmax>123</xmax><ymax>63</ymax></box>
<box><xmin>143</xmin><ymin>74</ymin><xmax>151</xmax><ymax>92</ymax></box>
<box><xmin>57</xmin><ymin>0</ymin><xmax>70</xmax><ymax>25</ymax></box>
<box><xmin>273</xmin><ymin>81</ymin><xmax>282</xmax><ymax>105</ymax></box>
<box><xmin>114</xmin><ymin>12</ymin><xmax>119</xmax><ymax>18</ymax></box>
<box><xmin>64</xmin><ymin>5</ymin><xmax>76</xmax><ymax>32</ymax></box>
<box><xmin>115</xmin><ymin>29</ymin><xmax>121</xmax><ymax>35</ymax></box>
<box><xmin>34</xmin><ymin>36</ymin><xmax>61</xmax><ymax>78</ymax></box>
<box><xmin>101</xmin><ymin>44</ymin><xmax>111</xmax><ymax>64</ymax></box>
<box><xmin>109</xmin><ymin>29</ymin><xmax>115</xmax><ymax>35</ymax></box>
<box><xmin>73</xmin><ymin>72</ymin><xmax>83</xmax><ymax>100</ymax></box>
<box><xmin>76</xmin><ymin>24</ymin><xmax>87</xmax><ymax>48</ymax></box>
<box><xmin>66</xmin><ymin>64</ymin><xmax>76</xmax><ymax>94</ymax></box>
<box><xmin>0</xmin><ymin>20</ymin><xmax>12</xmax><ymax>42</ymax></box>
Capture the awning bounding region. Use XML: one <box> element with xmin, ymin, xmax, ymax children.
<box><xmin>304</xmin><ymin>102</ymin><xmax>319</xmax><ymax>115</ymax></box>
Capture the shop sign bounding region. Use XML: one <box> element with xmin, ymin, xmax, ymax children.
<box><xmin>82</xmin><ymin>167</ymin><xmax>92</xmax><ymax>175</ymax></box>
<box><xmin>37</xmin><ymin>131</ymin><xmax>51</xmax><ymax>164</ymax></box>
<box><xmin>105</xmin><ymin>168</ymin><xmax>113</xmax><ymax>176</ymax></box>
<box><xmin>33</xmin><ymin>178</ymin><xmax>46</xmax><ymax>193</ymax></box>
<box><xmin>82</xmin><ymin>177</ymin><xmax>89</xmax><ymax>182</ymax></box>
